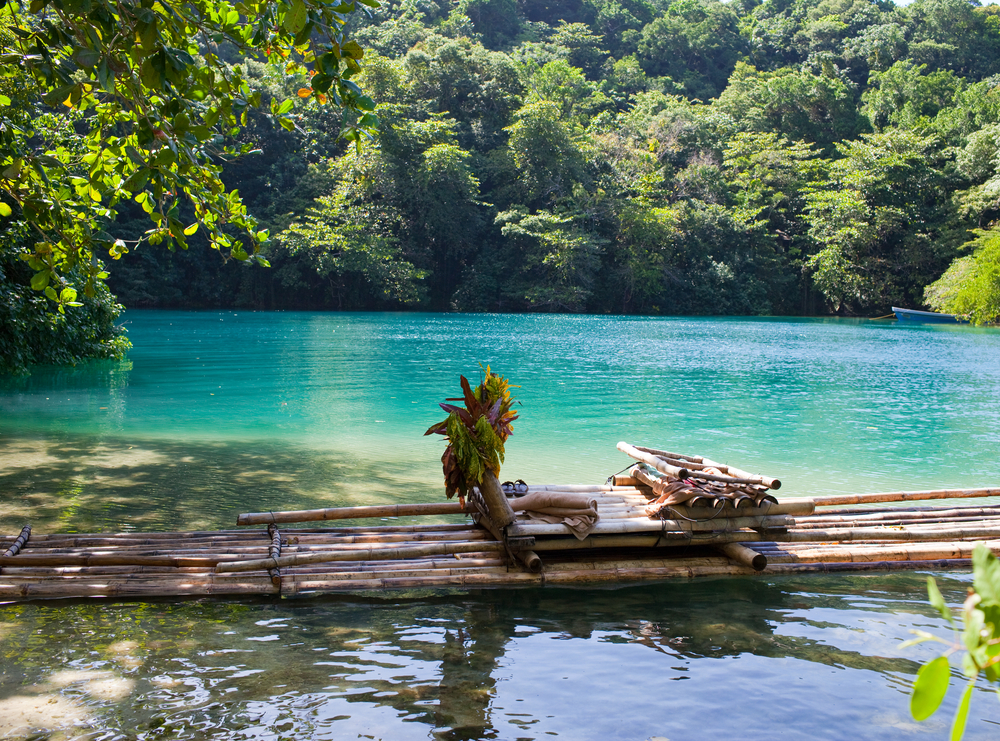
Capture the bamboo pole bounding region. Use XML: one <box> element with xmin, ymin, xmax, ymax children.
<box><xmin>2</xmin><ymin>553</ymin><xmax>985</xmax><ymax>600</ymax></box>
<box><xmin>282</xmin><ymin>557</ymin><xmax>506</xmax><ymax>574</ymax></box>
<box><xmin>0</xmin><ymin>554</ymin><xmax>226</xmax><ymax>567</ymax></box>
<box><xmin>635</xmin><ymin>446</ymin><xmax>781</xmax><ymax>489</ymax></box>
<box><xmin>662</xmin><ymin>500</ymin><xmax>815</xmax><ymax>518</ymax></box>
<box><xmin>536</xmin><ymin>522</ymin><xmax>1000</xmax><ymax>547</ymax></box>
<box><xmin>215</xmin><ymin>540</ymin><xmax>505</xmax><ymax>573</ymax></box>
<box><xmin>237</xmin><ymin>502</ymin><xmax>467</xmax><ymax>526</ymax></box>
<box><xmin>813</xmin><ymin>488</ymin><xmax>1000</xmax><ymax>507</ymax></box>
<box><xmin>507</xmin><ymin>514</ymin><xmax>793</xmax><ymax>537</ymax></box>
<box><xmin>281</xmin><ymin>564</ymin><xmax>754</xmax><ymax>593</ymax></box>
<box><xmin>518</xmin><ymin>484</ymin><xmax>650</xmax><ymax>492</ymax></box>
<box><xmin>0</xmin><ymin>577</ymin><xmax>279</xmax><ymax>599</ymax></box>
<box><xmin>267</xmin><ymin>524</ymin><xmax>282</xmax><ymax>588</ymax></box>
<box><xmin>617</xmin><ymin>442</ymin><xmax>690</xmax><ymax>479</ymax></box>
<box><xmin>0</xmin><ymin>566</ymin><xmax>216</xmax><ymax>576</ymax></box>
<box><xmin>278</xmin><ymin>530</ymin><xmax>492</xmax><ymax>546</ymax></box>
<box><xmin>611</xmin><ymin>476</ymin><xmax>640</xmax><ymax>487</ymax></box>
<box><xmin>717</xmin><ymin>543</ymin><xmax>767</xmax><ymax>571</ymax></box>
<box><xmin>2</xmin><ymin>526</ymin><xmax>31</xmax><ymax>558</ymax></box>
<box><xmin>760</xmin><ymin>524</ymin><xmax>1000</xmax><ymax>544</ymax></box>
<box><xmin>264</xmin><ymin>523</ymin><xmax>478</xmax><ymax>535</ymax></box>
<box><xmin>796</xmin><ymin>506</ymin><xmax>1000</xmax><ymax>525</ymax></box>
<box><xmin>764</xmin><ymin>558</ymin><xmax>973</xmax><ymax>575</ymax></box>
<box><xmin>25</xmin><ymin>530</ymin><xmax>253</xmax><ymax>541</ymax></box>
<box><xmin>761</xmin><ymin>541</ymin><xmax>1000</xmax><ymax>564</ymax></box>
<box><xmin>515</xmin><ymin>550</ymin><xmax>543</xmax><ymax>573</ymax></box>
<box><xmin>281</xmin><ymin>564</ymin><xmax>512</xmax><ymax>581</ymax></box>
<box><xmin>479</xmin><ymin>470</ymin><xmax>516</xmax><ymax>529</ymax></box>
<box><xmin>795</xmin><ymin>513</ymin><xmax>1000</xmax><ymax>529</ymax></box>
<box><xmin>531</xmin><ymin>534</ymin><xmax>672</xmax><ymax>551</ymax></box>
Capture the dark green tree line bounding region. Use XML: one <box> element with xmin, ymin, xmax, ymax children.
<box><xmin>6</xmin><ymin>0</ymin><xmax>1000</xmax><ymax>372</ymax></box>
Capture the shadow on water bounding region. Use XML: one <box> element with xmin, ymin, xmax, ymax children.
<box><xmin>0</xmin><ymin>573</ymin><xmax>989</xmax><ymax>740</ymax></box>
<box><xmin>0</xmin><ymin>433</ymin><xmax>447</xmax><ymax>534</ymax></box>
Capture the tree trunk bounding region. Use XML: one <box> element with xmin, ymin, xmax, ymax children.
<box><xmin>480</xmin><ymin>469</ymin><xmax>516</xmax><ymax>529</ymax></box>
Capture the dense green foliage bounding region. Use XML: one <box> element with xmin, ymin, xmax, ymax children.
<box><xmin>0</xmin><ymin>0</ymin><xmax>374</xmax><ymax>371</ymax></box>
<box><xmin>98</xmin><ymin>0</ymin><xmax>1000</xmax><ymax>320</ymax></box>
<box><xmin>0</xmin><ymin>227</ymin><xmax>130</xmax><ymax>374</ymax></box>
<box><xmin>906</xmin><ymin>543</ymin><xmax>1000</xmax><ymax>740</ymax></box>
<box><xmin>6</xmin><ymin>0</ymin><xmax>1000</xmax><ymax>372</ymax></box>
<box><xmin>925</xmin><ymin>228</ymin><xmax>1000</xmax><ymax>323</ymax></box>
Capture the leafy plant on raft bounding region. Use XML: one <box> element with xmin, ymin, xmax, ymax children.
<box><xmin>424</xmin><ymin>367</ymin><xmax>518</xmax><ymax>504</ymax></box>
<box><xmin>905</xmin><ymin>542</ymin><xmax>1000</xmax><ymax>740</ymax></box>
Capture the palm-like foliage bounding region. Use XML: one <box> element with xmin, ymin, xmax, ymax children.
<box><xmin>424</xmin><ymin>368</ymin><xmax>518</xmax><ymax>499</ymax></box>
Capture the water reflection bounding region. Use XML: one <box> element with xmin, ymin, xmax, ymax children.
<box><xmin>1</xmin><ymin>574</ymin><xmax>997</xmax><ymax>740</ymax></box>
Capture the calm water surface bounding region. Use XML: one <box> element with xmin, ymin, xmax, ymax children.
<box><xmin>1</xmin><ymin>311</ymin><xmax>999</xmax><ymax>739</ymax></box>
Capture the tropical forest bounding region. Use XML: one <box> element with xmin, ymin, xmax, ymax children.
<box><xmin>4</xmin><ymin>0</ymin><xmax>1000</xmax><ymax>372</ymax></box>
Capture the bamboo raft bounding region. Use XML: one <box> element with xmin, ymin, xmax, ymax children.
<box><xmin>2</xmin><ymin>442</ymin><xmax>999</xmax><ymax>601</ymax></box>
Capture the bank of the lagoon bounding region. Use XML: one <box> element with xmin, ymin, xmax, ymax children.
<box><xmin>1</xmin><ymin>311</ymin><xmax>1000</xmax><ymax>738</ymax></box>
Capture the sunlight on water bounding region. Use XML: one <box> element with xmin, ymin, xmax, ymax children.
<box><xmin>1</xmin><ymin>311</ymin><xmax>999</xmax><ymax>739</ymax></box>
<box><xmin>0</xmin><ymin>575</ymin><xmax>997</xmax><ymax>740</ymax></box>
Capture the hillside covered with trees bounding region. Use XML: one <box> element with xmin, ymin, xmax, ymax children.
<box><xmin>4</xmin><ymin>0</ymin><xmax>1000</xmax><ymax>371</ymax></box>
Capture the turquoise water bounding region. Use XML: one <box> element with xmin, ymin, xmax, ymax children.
<box><xmin>2</xmin><ymin>311</ymin><xmax>999</xmax><ymax>531</ymax></box>
<box><xmin>1</xmin><ymin>311</ymin><xmax>1000</xmax><ymax>739</ymax></box>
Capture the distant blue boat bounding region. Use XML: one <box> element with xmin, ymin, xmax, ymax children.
<box><xmin>892</xmin><ymin>307</ymin><xmax>965</xmax><ymax>324</ymax></box>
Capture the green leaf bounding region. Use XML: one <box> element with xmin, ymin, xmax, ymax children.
<box><xmin>183</xmin><ymin>222</ymin><xmax>199</xmax><ymax>236</ymax></box>
<box><xmin>59</xmin><ymin>287</ymin><xmax>77</xmax><ymax>303</ymax></box>
<box><xmin>973</xmin><ymin>544</ymin><xmax>1000</xmax><ymax>605</ymax></box>
<box><xmin>283</xmin><ymin>0</ymin><xmax>308</xmax><ymax>34</ymax></box>
<box><xmin>96</xmin><ymin>58</ymin><xmax>115</xmax><ymax>93</ymax></box>
<box><xmin>311</xmin><ymin>73</ymin><xmax>333</xmax><ymax>93</ymax></box>
<box><xmin>0</xmin><ymin>203</ymin><xmax>11</xmax><ymax>217</ymax></box>
<box><xmin>30</xmin><ymin>270</ymin><xmax>50</xmax><ymax>291</ymax></box>
<box><xmin>277</xmin><ymin>99</ymin><xmax>294</xmax><ymax>115</ymax></box>
<box><xmin>279</xmin><ymin>118</ymin><xmax>296</xmax><ymax>131</ymax></box>
<box><xmin>911</xmin><ymin>656</ymin><xmax>951</xmax><ymax>721</ymax></box>
<box><xmin>964</xmin><ymin>606</ymin><xmax>986</xmax><ymax>654</ymax></box>
<box><xmin>73</xmin><ymin>48</ymin><xmax>101</xmax><ymax>69</ymax></box>
<box><xmin>341</xmin><ymin>40</ymin><xmax>364</xmax><ymax>59</ymax></box>
<box><xmin>928</xmin><ymin>577</ymin><xmax>955</xmax><ymax>625</ymax></box>
<box><xmin>951</xmin><ymin>682</ymin><xmax>974</xmax><ymax>741</ymax></box>
<box><xmin>0</xmin><ymin>94</ymin><xmax>10</xmax><ymax>106</ymax></box>
<box><xmin>44</xmin><ymin>286</ymin><xmax>58</xmax><ymax>301</ymax></box>
<box><xmin>2</xmin><ymin>159</ymin><xmax>21</xmax><ymax>178</ymax></box>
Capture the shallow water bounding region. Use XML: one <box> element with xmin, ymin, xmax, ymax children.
<box><xmin>1</xmin><ymin>311</ymin><xmax>1000</xmax><ymax>739</ymax></box>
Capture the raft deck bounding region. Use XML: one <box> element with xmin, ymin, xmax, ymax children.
<box><xmin>2</xmin><ymin>481</ymin><xmax>1000</xmax><ymax>601</ymax></box>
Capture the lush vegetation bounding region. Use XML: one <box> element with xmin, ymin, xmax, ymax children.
<box><xmin>5</xmin><ymin>0</ymin><xmax>1000</xmax><ymax>371</ymax></box>
<box><xmin>425</xmin><ymin>367</ymin><xmax>518</xmax><ymax>502</ymax></box>
<box><xmin>907</xmin><ymin>543</ymin><xmax>1000</xmax><ymax>740</ymax></box>
<box><xmin>0</xmin><ymin>0</ymin><xmax>374</xmax><ymax>371</ymax></box>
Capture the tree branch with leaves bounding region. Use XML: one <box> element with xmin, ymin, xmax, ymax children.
<box><xmin>0</xmin><ymin>0</ymin><xmax>379</xmax><ymax>309</ymax></box>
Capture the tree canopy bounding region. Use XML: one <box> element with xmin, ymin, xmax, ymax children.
<box><xmin>1</xmin><ymin>0</ymin><xmax>376</xmax><ymax>308</ymax></box>
<box><xmin>5</xmin><ymin>0</ymin><xmax>1000</xmax><ymax>373</ymax></box>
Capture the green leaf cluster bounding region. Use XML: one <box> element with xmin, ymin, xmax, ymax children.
<box><xmin>905</xmin><ymin>543</ymin><xmax>1000</xmax><ymax>740</ymax></box>
<box><xmin>925</xmin><ymin>228</ymin><xmax>1000</xmax><ymax>324</ymax></box>
<box><xmin>424</xmin><ymin>367</ymin><xmax>518</xmax><ymax>500</ymax></box>
<box><xmin>0</xmin><ymin>0</ymin><xmax>377</xmax><ymax>309</ymax></box>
